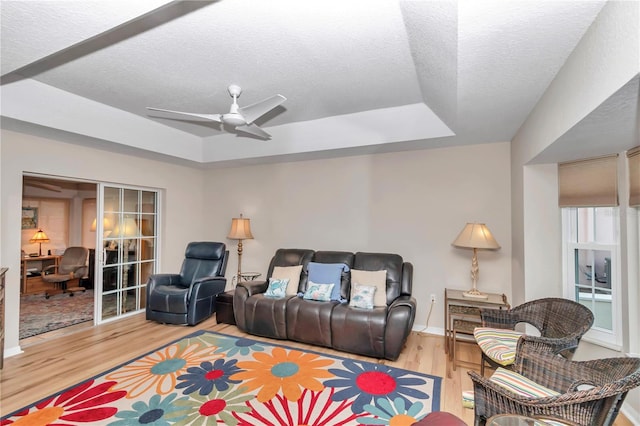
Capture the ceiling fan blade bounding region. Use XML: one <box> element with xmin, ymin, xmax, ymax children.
<box><xmin>146</xmin><ymin>107</ymin><xmax>222</xmax><ymax>122</ymax></box>
<box><xmin>235</xmin><ymin>123</ymin><xmax>271</xmax><ymax>139</ymax></box>
<box><xmin>25</xmin><ymin>182</ymin><xmax>62</xmax><ymax>192</ymax></box>
<box><xmin>239</xmin><ymin>94</ymin><xmax>286</xmax><ymax>124</ymax></box>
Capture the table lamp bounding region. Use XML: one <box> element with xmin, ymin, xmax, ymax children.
<box><xmin>452</xmin><ymin>222</ymin><xmax>500</xmax><ymax>299</ymax></box>
<box><xmin>29</xmin><ymin>229</ymin><xmax>50</xmax><ymax>256</ymax></box>
<box><xmin>227</xmin><ymin>214</ymin><xmax>254</xmax><ymax>285</ymax></box>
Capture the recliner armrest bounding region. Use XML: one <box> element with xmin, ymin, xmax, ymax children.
<box><xmin>388</xmin><ymin>294</ymin><xmax>416</xmax><ymax>310</ymax></box>
<box><xmin>237</xmin><ymin>280</ymin><xmax>268</xmax><ymax>297</ymax></box>
<box><xmin>147</xmin><ymin>273</ymin><xmax>183</xmax><ymax>291</ymax></box>
<box><xmin>190</xmin><ymin>276</ymin><xmax>227</xmax><ymax>299</ymax></box>
<box><xmin>193</xmin><ymin>275</ymin><xmax>226</xmax><ymax>286</ymax></box>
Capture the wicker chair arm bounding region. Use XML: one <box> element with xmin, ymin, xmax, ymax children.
<box><xmin>469</xmin><ymin>369</ymin><xmax>638</xmax><ymax>425</ymax></box>
<box><xmin>514</xmin><ymin>335</ymin><xmax>579</xmax><ymax>358</ymax></box>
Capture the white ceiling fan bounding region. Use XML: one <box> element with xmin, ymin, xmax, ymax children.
<box><xmin>147</xmin><ymin>84</ymin><xmax>286</xmax><ymax>139</ymax></box>
<box><xmin>24</xmin><ymin>180</ymin><xmax>62</xmax><ymax>192</ymax></box>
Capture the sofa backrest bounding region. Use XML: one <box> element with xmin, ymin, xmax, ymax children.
<box><xmin>267</xmin><ymin>249</ymin><xmax>315</xmax><ymax>292</ymax></box>
<box><xmin>353</xmin><ymin>252</ymin><xmax>406</xmax><ymax>305</ymax></box>
<box><xmin>311</xmin><ymin>251</ymin><xmax>355</xmax><ymax>299</ymax></box>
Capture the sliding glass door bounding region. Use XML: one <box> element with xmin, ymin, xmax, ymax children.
<box><xmin>96</xmin><ymin>184</ymin><xmax>159</xmax><ymax>322</ymax></box>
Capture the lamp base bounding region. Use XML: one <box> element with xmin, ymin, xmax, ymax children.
<box><xmin>462</xmin><ymin>289</ymin><xmax>489</xmax><ymax>299</ymax></box>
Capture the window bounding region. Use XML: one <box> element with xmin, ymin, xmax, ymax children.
<box><xmin>562</xmin><ymin>207</ymin><xmax>621</xmax><ymax>349</ymax></box>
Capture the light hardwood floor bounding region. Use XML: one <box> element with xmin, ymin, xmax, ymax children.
<box><xmin>1</xmin><ymin>314</ymin><xmax>633</xmax><ymax>425</ymax></box>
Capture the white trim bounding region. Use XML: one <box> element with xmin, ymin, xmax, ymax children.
<box><xmin>413</xmin><ymin>325</ymin><xmax>444</xmax><ymax>336</ymax></box>
<box><xmin>4</xmin><ymin>345</ymin><xmax>24</xmax><ymax>358</ymax></box>
<box><xmin>621</xmin><ymin>404</ymin><xmax>640</xmax><ymax>426</ymax></box>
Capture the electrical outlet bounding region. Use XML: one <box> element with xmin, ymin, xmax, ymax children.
<box><xmin>430</xmin><ymin>293</ymin><xmax>436</xmax><ymax>303</ymax></box>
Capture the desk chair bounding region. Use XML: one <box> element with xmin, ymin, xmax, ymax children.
<box><xmin>42</xmin><ymin>246</ymin><xmax>89</xmax><ymax>298</ymax></box>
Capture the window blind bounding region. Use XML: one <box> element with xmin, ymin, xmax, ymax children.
<box><xmin>628</xmin><ymin>146</ymin><xmax>640</xmax><ymax>207</ymax></box>
<box><xmin>558</xmin><ymin>154</ymin><xmax>619</xmax><ymax>207</ymax></box>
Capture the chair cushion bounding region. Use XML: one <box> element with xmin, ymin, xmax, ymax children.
<box><xmin>461</xmin><ymin>390</ymin><xmax>474</xmax><ymax>409</ymax></box>
<box><xmin>474</xmin><ymin>327</ymin><xmax>523</xmax><ymax>366</ymax></box>
<box><xmin>490</xmin><ymin>367</ymin><xmax>560</xmax><ymax>399</ymax></box>
<box><xmin>461</xmin><ymin>368</ymin><xmax>560</xmax><ymax>410</ymax></box>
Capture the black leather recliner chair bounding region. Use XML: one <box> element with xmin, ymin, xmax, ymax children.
<box><xmin>146</xmin><ymin>242</ymin><xmax>228</xmax><ymax>325</ymax></box>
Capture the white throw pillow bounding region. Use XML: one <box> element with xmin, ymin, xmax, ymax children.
<box><xmin>272</xmin><ymin>265</ymin><xmax>303</xmax><ymax>296</ymax></box>
<box><xmin>350</xmin><ymin>269</ymin><xmax>387</xmax><ymax>307</ymax></box>
<box><xmin>349</xmin><ymin>284</ymin><xmax>376</xmax><ymax>309</ymax></box>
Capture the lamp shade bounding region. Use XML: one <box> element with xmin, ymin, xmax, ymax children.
<box><xmin>90</xmin><ymin>217</ymin><xmax>114</xmax><ymax>232</ymax></box>
<box><xmin>452</xmin><ymin>223</ymin><xmax>500</xmax><ymax>250</ymax></box>
<box><xmin>227</xmin><ymin>215</ymin><xmax>254</xmax><ymax>240</ymax></box>
<box><xmin>112</xmin><ymin>218</ymin><xmax>140</xmax><ymax>238</ymax></box>
<box><xmin>29</xmin><ymin>229</ymin><xmax>50</xmax><ymax>244</ymax></box>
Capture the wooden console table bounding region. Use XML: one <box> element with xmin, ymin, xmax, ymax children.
<box><xmin>445</xmin><ymin>288</ymin><xmax>509</xmax><ymax>370</ymax></box>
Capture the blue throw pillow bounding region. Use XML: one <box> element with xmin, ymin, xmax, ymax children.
<box><xmin>303</xmin><ymin>281</ymin><xmax>335</xmax><ymax>302</ymax></box>
<box><xmin>307</xmin><ymin>262</ymin><xmax>349</xmax><ymax>301</ymax></box>
<box><xmin>265</xmin><ymin>278</ymin><xmax>289</xmax><ymax>298</ymax></box>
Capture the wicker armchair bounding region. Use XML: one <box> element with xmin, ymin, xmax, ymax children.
<box><xmin>476</xmin><ymin>298</ymin><xmax>594</xmax><ymax>375</ymax></box>
<box><xmin>469</xmin><ymin>337</ymin><xmax>640</xmax><ymax>426</ymax></box>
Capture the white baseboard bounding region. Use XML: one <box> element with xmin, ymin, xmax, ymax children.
<box><xmin>621</xmin><ymin>404</ymin><xmax>640</xmax><ymax>426</ymax></box>
<box><xmin>4</xmin><ymin>344</ymin><xmax>24</xmax><ymax>358</ymax></box>
<box><xmin>412</xmin><ymin>325</ymin><xmax>444</xmax><ymax>336</ymax></box>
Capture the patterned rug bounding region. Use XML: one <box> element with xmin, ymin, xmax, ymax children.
<box><xmin>19</xmin><ymin>289</ymin><xmax>94</xmax><ymax>339</ymax></box>
<box><xmin>1</xmin><ymin>330</ymin><xmax>441</xmax><ymax>425</ymax></box>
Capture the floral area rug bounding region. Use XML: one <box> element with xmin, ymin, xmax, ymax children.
<box><xmin>19</xmin><ymin>289</ymin><xmax>94</xmax><ymax>339</ymax></box>
<box><xmin>2</xmin><ymin>330</ymin><xmax>441</xmax><ymax>425</ymax></box>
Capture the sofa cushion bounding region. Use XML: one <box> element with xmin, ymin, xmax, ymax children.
<box><xmin>265</xmin><ymin>278</ymin><xmax>288</xmax><ymax>298</ymax></box>
<box><xmin>303</xmin><ymin>281</ymin><xmax>334</xmax><ymax>302</ymax></box>
<box><xmin>272</xmin><ymin>265</ymin><xmax>303</xmax><ymax>296</ymax></box>
<box><xmin>349</xmin><ymin>284</ymin><xmax>376</xmax><ymax>309</ymax></box>
<box><xmin>351</xmin><ymin>269</ymin><xmax>387</xmax><ymax>307</ymax></box>
<box><xmin>307</xmin><ymin>262</ymin><xmax>349</xmax><ymax>301</ymax></box>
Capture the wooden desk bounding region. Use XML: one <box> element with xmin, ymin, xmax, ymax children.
<box><xmin>20</xmin><ymin>255</ymin><xmax>60</xmax><ymax>295</ymax></box>
<box><xmin>444</xmin><ymin>288</ymin><xmax>509</xmax><ymax>370</ymax></box>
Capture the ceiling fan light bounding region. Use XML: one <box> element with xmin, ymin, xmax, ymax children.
<box><xmin>222</xmin><ymin>113</ymin><xmax>246</xmax><ymax>127</ymax></box>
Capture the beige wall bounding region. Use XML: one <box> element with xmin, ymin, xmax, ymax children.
<box><xmin>510</xmin><ymin>1</ymin><xmax>640</xmax><ymax>419</ymax></box>
<box><xmin>205</xmin><ymin>142</ymin><xmax>512</xmax><ymax>334</ymax></box>
<box><xmin>0</xmin><ymin>129</ymin><xmax>210</xmax><ymax>354</ymax></box>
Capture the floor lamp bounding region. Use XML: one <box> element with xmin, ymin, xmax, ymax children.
<box><xmin>227</xmin><ymin>214</ymin><xmax>254</xmax><ymax>285</ymax></box>
<box><xmin>452</xmin><ymin>222</ymin><xmax>500</xmax><ymax>299</ymax></box>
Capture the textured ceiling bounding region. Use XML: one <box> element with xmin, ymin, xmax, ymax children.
<box><xmin>2</xmin><ymin>0</ymin><xmax>633</xmax><ymax>167</ymax></box>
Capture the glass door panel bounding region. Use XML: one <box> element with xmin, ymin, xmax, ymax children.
<box><xmin>96</xmin><ymin>184</ymin><xmax>158</xmax><ymax>322</ymax></box>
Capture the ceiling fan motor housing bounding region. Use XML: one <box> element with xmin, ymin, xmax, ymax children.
<box><xmin>222</xmin><ymin>113</ymin><xmax>246</xmax><ymax>126</ymax></box>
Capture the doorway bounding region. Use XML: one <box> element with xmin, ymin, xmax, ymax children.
<box><xmin>19</xmin><ymin>175</ymin><xmax>161</xmax><ymax>340</ymax></box>
<box><xmin>20</xmin><ymin>175</ymin><xmax>98</xmax><ymax>342</ymax></box>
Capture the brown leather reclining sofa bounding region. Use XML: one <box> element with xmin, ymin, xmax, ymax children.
<box><xmin>234</xmin><ymin>248</ymin><xmax>416</xmax><ymax>361</ymax></box>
